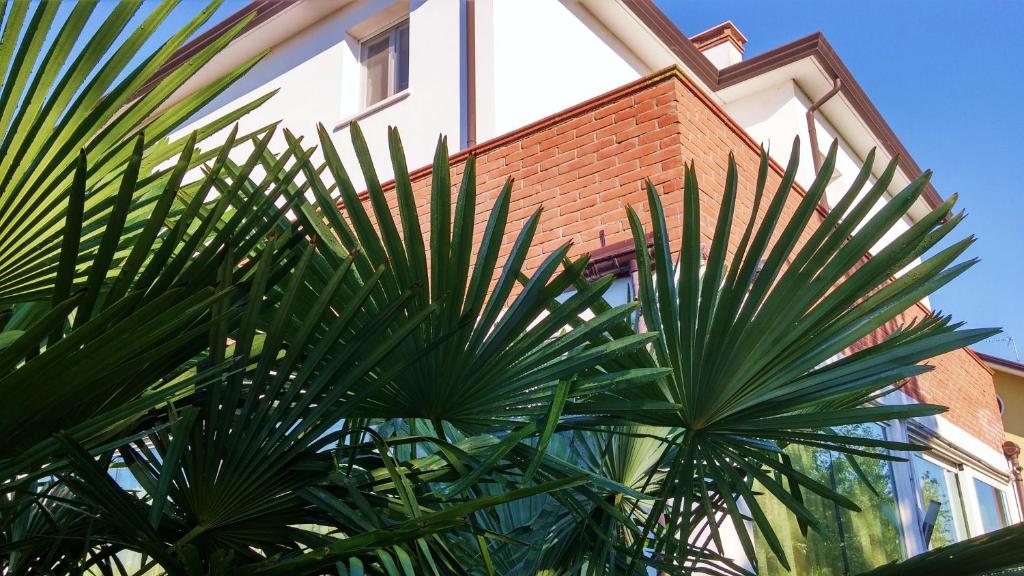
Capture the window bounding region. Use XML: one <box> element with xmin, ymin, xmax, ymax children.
<box><xmin>973</xmin><ymin>477</ymin><xmax>1010</xmax><ymax>534</ymax></box>
<box><xmin>361</xmin><ymin>21</ymin><xmax>409</xmax><ymax>107</ymax></box>
<box><xmin>913</xmin><ymin>455</ymin><xmax>969</xmax><ymax>549</ymax></box>
<box><xmin>754</xmin><ymin>423</ymin><xmax>904</xmax><ymax>575</ymax></box>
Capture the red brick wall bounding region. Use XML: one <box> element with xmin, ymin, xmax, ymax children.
<box><xmin>351</xmin><ymin>67</ymin><xmax>1003</xmax><ymax>450</ymax></box>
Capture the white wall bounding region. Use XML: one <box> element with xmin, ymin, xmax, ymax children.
<box><xmin>699</xmin><ymin>42</ymin><xmax>742</xmax><ymax>69</ymax></box>
<box><xmin>484</xmin><ymin>0</ymin><xmax>644</xmax><ymax>138</ymax></box>
<box><xmin>170</xmin><ymin>0</ymin><xmax>464</xmax><ymax>192</ymax></box>
<box><xmin>723</xmin><ymin>79</ymin><xmax>928</xmax><ymax>305</ymax></box>
<box><xmin>171</xmin><ymin>0</ymin><xmax>652</xmax><ymax>189</ymax></box>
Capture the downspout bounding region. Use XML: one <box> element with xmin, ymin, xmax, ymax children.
<box><xmin>465</xmin><ymin>0</ymin><xmax>477</xmax><ymax>148</ymax></box>
<box><xmin>1004</xmin><ymin>441</ymin><xmax>1024</xmax><ymax>518</ymax></box>
<box><xmin>806</xmin><ymin>77</ymin><xmax>842</xmax><ymax>174</ymax></box>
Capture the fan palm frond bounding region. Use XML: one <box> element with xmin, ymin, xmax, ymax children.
<box><xmin>620</xmin><ymin>140</ymin><xmax>996</xmax><ymax>571</ymax></box>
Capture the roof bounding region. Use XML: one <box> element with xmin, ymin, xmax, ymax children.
<box><xmin>619</xmin><ymin>0</ymin><xmax>943</xmax><ymax>210</ymax></box>
<box><xmin>148</xmin><ymin>0</ymin><xmax>943</xmax><ymax>210</ymax></box>
<box><xmin>717</xmin><ymin>32</ymin><xmax>944</xmax><ymax>210</ymax></box>
<box><xmin>978</xmin><ymin>352</ymin><xmax>1024</xmax><ymax>378</ymax></box>
<box><xmin>138</xmin><ymin>0</ymin><xmax>293</xmax><ymax>96</ymax></box>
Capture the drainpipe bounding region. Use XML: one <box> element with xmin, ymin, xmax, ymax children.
<box><xmin>465</xmin><ymin>0</ymin><xmax>477</xmax><ymax>148</ymax></box>
<box><xmin>806</xmin><ymin>77</ymin><xmax>842</xmax><ymax>174</ymax></box>
<box><xmin>1004</xmin><ymin>441</ymin><xmax>1024</xmax><ymax>519</ymax></box>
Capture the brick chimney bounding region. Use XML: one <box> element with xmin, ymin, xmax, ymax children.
<box><xmin>690</xmin><ymin>21</ymin><xmax>747</xmax><ymax>69</ymax></box>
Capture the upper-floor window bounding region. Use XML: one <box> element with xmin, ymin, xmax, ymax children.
<box><xmin>362</xmin><ymin>20</ymin><xmax>409</xmax><ymax>107</ymax></box>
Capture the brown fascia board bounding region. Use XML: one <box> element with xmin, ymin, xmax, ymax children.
<box><xmin>977</xmin><ymin>351</ymin><xmax>1024</xmax><ymax>376</ymax></box>
<box><xmin>618</xmin><ymin>0</ymin><xmax>720</xmax><ymax>87</ymax></box>
<box><xmin>136</xmin><ymin>0</ymin><xmax>295</xmax><ymax>96</ymax></box>
<box><xmin>148</xmin><ymin>0</ymin><xmax>941</xmax><ymax>210</ymax></box>
<box><xmin>717</xmin><ymin>32</ymin><xmax>944</xmax><ymax>210</ymax></box>
<box><xmin>619</xmin><ymin>1</ymin><xmax>942</xmax><ymax>211</ymax></box>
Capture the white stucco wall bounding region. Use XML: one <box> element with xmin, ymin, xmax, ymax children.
<box><xmin>170</xmin><ymin>0</ymin><xmax>464</xmax><ymax>191</ymax></box>
<box><xmin>723</xmin><ymin>79</ymin><xmax>927</xmax><ymax>305</ymax></box>
<box><xmin>484</xmin><ymin>0</ymin><xmax>644</xmax><ymax>138</ymax></box>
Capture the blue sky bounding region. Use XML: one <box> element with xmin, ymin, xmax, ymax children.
<box><xmin>657</xmin><ymin>0</ymin><xmax>1023</xmax><ymax>359</ymax></box>
<box><xmin>122</xmin><ymin>1</ymin><xmax>1022</xmax><ymax>359</ymax></box>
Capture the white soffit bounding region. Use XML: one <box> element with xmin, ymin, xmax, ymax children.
<box><xmin>717</xmin><ymin>55</ymin><xmax>931</xmax><ymax>220</ymax></box>
<box><xmin>579</xmin><ymin>0</ymin><xmax>719</xmax><ymax>98</ymax></box>
<box><xmin>158</xmin><ymin>0</ymin><xmax>359</xmax><ymax>114</ymax></box>
<box><xmin>990</xmin><ymin>361</ymin><xmax>1024</xmax><ymax>380</ymax></box>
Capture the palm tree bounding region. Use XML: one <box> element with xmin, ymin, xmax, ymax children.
<box><xmin>0</xmin><ymin>0</ymin><xmax>288</xmax><ymax>482</ymax></box>
<box><xmin>2</xmin><ymin>3</ymin><xmax>1022</xmax><ymax>575</ymax></box>
<box><xmin>608</xmin><ymin>140</ymin><xmax>996</xmax><ymax>572</ymax></box>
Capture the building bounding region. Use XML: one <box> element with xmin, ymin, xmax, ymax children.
<box><xmin>978</xmin><ymin>352</ymin><xmax>1024</xmax><ymax>517</ymax></box>
<box><xmin>154</xmin><ymin>0</ymin><xmax>1020</xmax><ymax>570</ymax></box>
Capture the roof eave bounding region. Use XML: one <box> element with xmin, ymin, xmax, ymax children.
<box><xmin>978</xmin><ymin>352</ymin><xmax>1024</xmax><ymax>379</ymax></box>
<box><xmin>717</xmin><ymin>32</ymin><xmax>944</xmax><ymax>211</ymax></box>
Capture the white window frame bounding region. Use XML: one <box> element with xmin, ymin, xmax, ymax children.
<box><xmin>961</xmin><ymin>469</ymin><xmax>1013</xmax><ymax>536</ymax></box>
<box><xmin>877</xmin><ymin>394</ymin><xmax>1020</xmax><ymax>558</ymax></box>
<box><xmin>910</xmin><ymin>452</ymin><xmax>971</xmax><ymax>545</ymax></box>
<box><xmin>360</xmin><ymin>19</ymin><xmax>409</xmax><ymax>109</ymax></box>
<box><xmin>885</xmin><ymin>418</ymin><xmax>928</xmax><ymax>556</ymax></box>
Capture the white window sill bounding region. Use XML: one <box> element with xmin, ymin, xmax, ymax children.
<box><xmin>334</xmin><ymin>90</ymin><xmax>411</xmax><ymax>131</ymax></box>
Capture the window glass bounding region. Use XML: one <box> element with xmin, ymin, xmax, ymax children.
<box><xmin>914</xmin><ymin>456</ymin><xmax>967</xmax><ymax>549</ymax></box>
<box><xmin>362</xmin><ymin>21</ymin><xmax>409</xmax><ymax>107</ymax></box>
<box><xmin>754</xmin><ymin>423</ymin><xmax>903</xmax><ymax>575</ymax></box>
<box><xmin>363</xmin><ymin>33</ymin><xmax>391</xmax><ymax>106</ymax></box>
<box><xmin>395</xmin><ymin>23</ymin><xmax>409</xmax><ymax>92</ymax></box>
<box><xmin>754</xmin><ymin>443</ymin><xmax>844</xmax><ymax>575</ymax></box>
<box><xmin>973</xmin><ymin>477</ymin><xmax>1009</xmax><ymax>534</ymax></box>
<box><xmin>830</xmin><ymin>423</ymin><xmax>904</xmax><ymax>573</ymax></box>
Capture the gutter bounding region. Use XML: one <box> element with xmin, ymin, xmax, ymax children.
<box><xmin>1004</xmin><ymin>442</ymin><xmax>1024</xmax><ymax>518</ymax></box>
<box><xmin>136</xmin><ymin>0</ymin><xmax>295</xmax><ymax>97</ymax></box>
<box><xmin>465</xmin><ymin>0</ymin><xmax>477</xmax><ymax>147</ymax></box>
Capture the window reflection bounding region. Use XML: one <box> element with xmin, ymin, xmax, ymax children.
<box><xmin>913</xmin><ymin>456</ymin><xmax>967</xmax><ymax>549</ymax></box>
<box><xmin>754</xmin><ymin>423</ymin><xmax>904</xmax><ymax>575</ymax></box>
<box><xmin>973</xmin><ymin>477</ymin><xmax>1009</xmax><ymax>534</ymax></box>
<box><xmin>363</xmin><ymin>34</ymin><xmax>391</xmax><ymax>106</ymax></box>
<box><xmin>361</xmin><ymin>21</ymin><xmax>410</xmax><ymax>107</ymax></box>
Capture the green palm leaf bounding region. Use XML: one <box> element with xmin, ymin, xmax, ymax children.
<box><xmin>0</xmin><ymin>0</ymin><xmax>275</xmax><ymax>304</ymax></box>
<box><xmin>620</xmin><ymin>140</ymin><xmax>996</xmax><ymax>570</ymax></box>
<box><xmin>281</xmin><ymin>123</ymin><xmax>662</xmax><ymax>435</ymax></box>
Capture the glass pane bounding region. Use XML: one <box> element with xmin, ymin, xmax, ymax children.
<box><xmin>363</xmin><ymin>34</ymin><xmax>391</xmax><ymax>106</ymax></box>
<box><xmin>974</xmin><ymin>478</ymin><xmax>1009</xmax><ymax>534</ymax></box>
<box><xmin>395</xmin><ymin>23</ymin><xmax>409</xmax><ymax>93</ymax></box>
<box><xmin>831</xmin><ymin>424</ymin><xmax>904</xmax><ymax>572</ymax></box>
<box><xmin>915</xmin><ymin>456</ymin><xmax>965</xmax><ymax>549</ymax></box>
<box><xmin>754</xmin><ymin>424</ymin><xmax>904</xmax><ymax>575</ymax></box>
<box><xmin>755</xmin><ymin>444</ymin><xmax>844</xmax><ymax>576</ymax></box>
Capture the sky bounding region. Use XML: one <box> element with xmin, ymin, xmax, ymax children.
<box><xmin>86</xmin><ymin>0</ymin><xmax>1023</xmax><ymax>360</ymax></box>
<box><xmin>655</xmin><ymin>0</ymin><xmax>1024</xmax><ymax>360</ymax></box>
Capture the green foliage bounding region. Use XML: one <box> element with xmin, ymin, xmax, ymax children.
<box><xmin>1</xmin><ymin>3</ymin><xmax>1021</xmax><ymax>576</ymax></box>
<box><xmin>860</xmin><ymin>523</ymin><xmax>1024</xmax><ymax>576</ymax></box>
<box><xmin>613</xmin><ymin>140</ymin><xmax>998</xmax><ymax>572</ymax></box>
